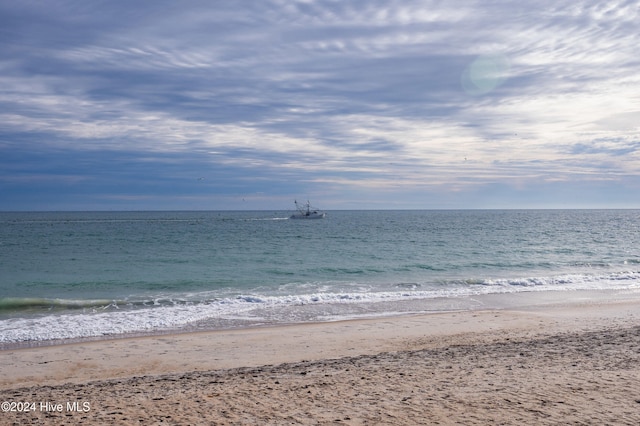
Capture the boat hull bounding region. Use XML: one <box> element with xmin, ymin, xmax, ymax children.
<box><xmin>290</xmin><ymin>212</ymin><xmax>326</xmax><ymax>219</ymax></box>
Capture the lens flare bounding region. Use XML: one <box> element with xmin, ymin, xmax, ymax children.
<box><xmin>461</xmin><ymin>54</ymin><xmax>510</xmax><ymax>95</ymax></box>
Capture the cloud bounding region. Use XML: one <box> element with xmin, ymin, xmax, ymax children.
<box><xmin>1</xmin><ymin>0</ymin><xmax>639</xmax><ymax>209</ymax></box>
<box><xmin>571</xmin><ymin>138</ymin><xmax>640</xmax><ymax>157</ymax></box>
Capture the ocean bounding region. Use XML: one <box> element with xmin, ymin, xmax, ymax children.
<box><xmin>1</xmin><ymin>210</ymin><xmax>639</xmax><ymax>346</ymax></box>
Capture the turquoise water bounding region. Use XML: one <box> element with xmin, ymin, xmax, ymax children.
<box><xmin>1</xmin><ymin>210</ymin><xmax>640</xmax><ymax>344</ymax></box>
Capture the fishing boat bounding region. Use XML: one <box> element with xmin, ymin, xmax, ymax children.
<box><xmin>290</xmin><ymin>200</ymin><xmax>326</xmax><ymax>219</ymax></box>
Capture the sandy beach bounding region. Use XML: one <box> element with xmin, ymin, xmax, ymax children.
<box><xmin>2</xmin><ymin>295</ymin><xmax>640</xmax><ymax>425</ymax></box>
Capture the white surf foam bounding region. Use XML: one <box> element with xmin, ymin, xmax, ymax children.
<box><xmin>2</xmin><ymin>270</ymin><xmax>639</xmax><ymax>343</ymax></box>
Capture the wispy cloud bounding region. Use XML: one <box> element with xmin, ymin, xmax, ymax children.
<box><xmin>1</xmin><ymin>0</ymin><xmax>639</xmax><ymax>209</ymax></box>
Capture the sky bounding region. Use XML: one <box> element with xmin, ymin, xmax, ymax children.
<box><xmin>1</xmin><ymin>0</ymin><xmax>639</xmax><ymax>210</ymax></box>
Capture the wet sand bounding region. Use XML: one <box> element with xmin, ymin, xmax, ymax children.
<box><xmin>2</xmin><ymin>297</ymin><xmax>640</xmax><ymax>425</ymax></box>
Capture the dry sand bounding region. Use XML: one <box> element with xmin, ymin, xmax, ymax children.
<box><xmin>1</xmin><ymin>297</ymin><xmax>640</xmax><ymax>425</ymax></box>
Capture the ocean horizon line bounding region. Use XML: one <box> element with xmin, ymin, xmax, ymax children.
<box><xmin>2</xmin><ymin>207</ymin><xmax>640</xmax><ymax>213</ymax></box>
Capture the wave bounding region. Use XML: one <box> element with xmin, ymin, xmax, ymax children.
<box><xmin>2</xmin><ymin>270</ymin><xmax>640</xmax><ymax>344</ymax></box>
<box><xmin>474</xmin><ymin>270</ymin><xmax>640</xmax><ymax>288</ymax></box>
<box><xmin>0</xmin><ymin>297</ymin><xmax>119</xmax><ymax>313</ymax></box>
<box><xmin>0</xmin><ymin>296</ymin><xmax>232</xmax><ymax>314</ymax></box>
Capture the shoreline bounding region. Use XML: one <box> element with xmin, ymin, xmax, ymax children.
<box><xmin>1</xmin><ymin>297</ymin><xmax>640</xmax><ymax>423</ymax></box>
<box><xmin>2</xmin><ymin>287</ymin><xmax>639</xmax><ymax>352</ymax></box>
<box><xmin>2</xmin><ymin>293</ymin><xmax>640</xmax><ymax>387</ymax></box>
